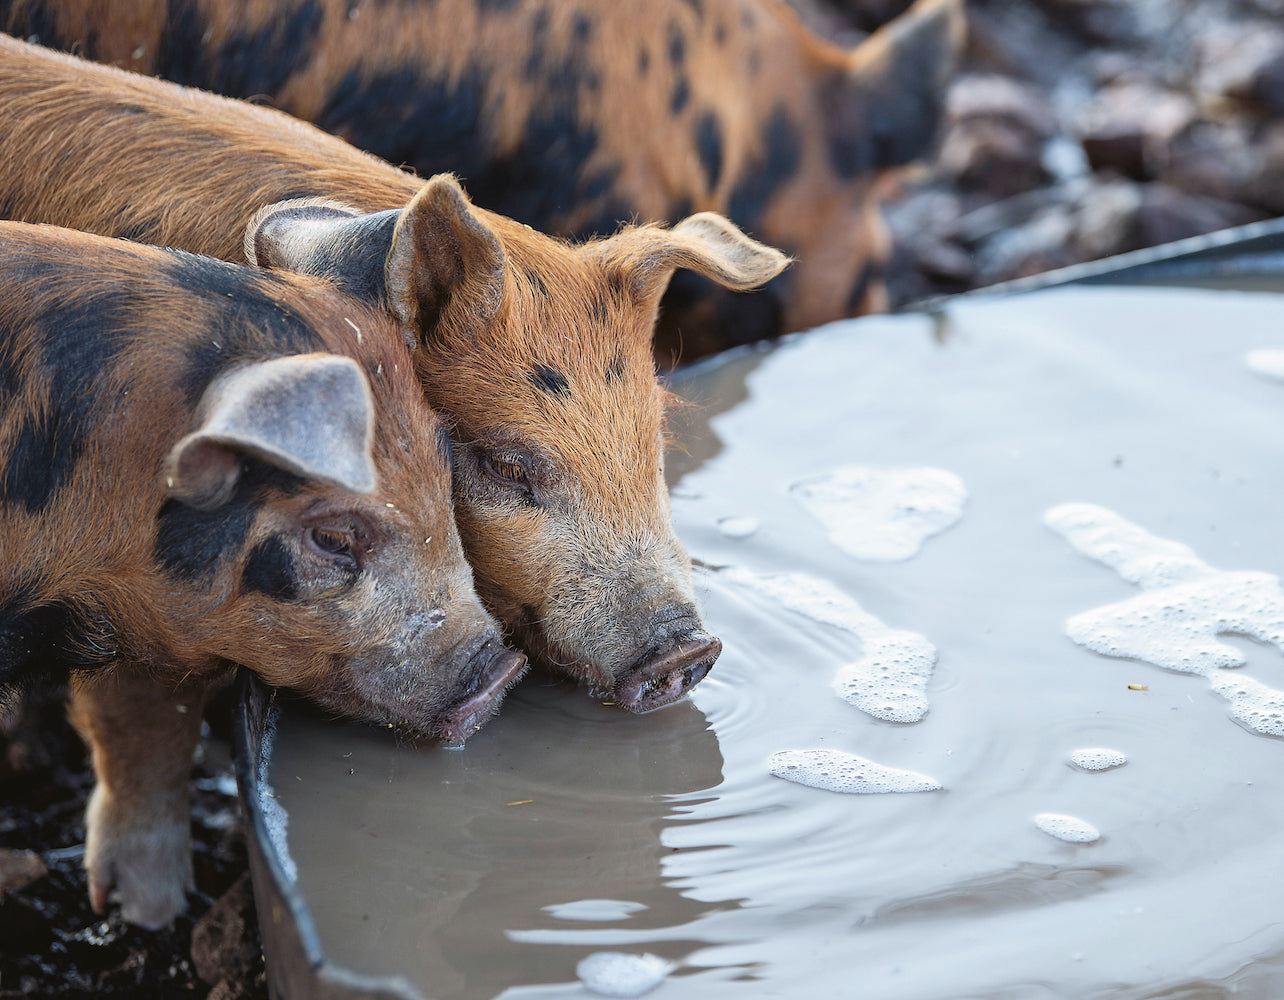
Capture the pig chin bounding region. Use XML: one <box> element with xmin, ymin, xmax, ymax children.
<box><xmin>328</xmin><ymin>638</ymin><xmax>528</xmax><ymax>743</ymax></box>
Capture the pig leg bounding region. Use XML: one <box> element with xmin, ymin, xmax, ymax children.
<box><xmin>68</xmin><ymin>667</ymin><xmax>208</xmax><ymax>928</ymax></box>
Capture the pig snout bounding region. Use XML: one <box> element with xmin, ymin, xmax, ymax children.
<box><xmin>433</xmin><ymin>638</ymin><xmax>528</xmax><ymax>745</ymax></box>
<box><xmin>614</xmin><ymin>625</ymin><xmax>722</xmax><ymax>714</ymax></box>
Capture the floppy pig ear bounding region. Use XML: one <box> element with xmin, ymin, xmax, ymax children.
<box><xmin>245</xmin><ymin>198</ymin><xmax>402</xmax><ymax>311</ymax></box>
<box><xmin>384</xmin><ymin>174</ymin><xmax>507</xmax><ymax>343</ymax></box>
<box><xmin>606</xmin><ymin>212</ymin><xmax>791</xmax><ymax>303</ymax></box>
<box><xmin>828</xmin><ymin>0</ymin><xmax>965</xmax><ymax>173</ymax></box>
<box><xmin>164</xmin><ymin>354</ymin><xmax>376</xmax><ymax>509</ymax></box>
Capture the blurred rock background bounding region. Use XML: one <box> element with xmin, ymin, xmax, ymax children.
<box><xmin>798</xmin><ymin>0</ymin><xmax>1284</xmax><ymax>305</ymax></box>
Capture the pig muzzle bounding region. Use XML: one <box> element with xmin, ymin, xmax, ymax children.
<box><xmin>433</xmin><ymin>639</ymin><xmax>528</xmax><ymax>744</ymax></box>
<box><xmin>614</xmin><ymin>630</ymin><xmax>721</xmax><ymax>713</ymax></box>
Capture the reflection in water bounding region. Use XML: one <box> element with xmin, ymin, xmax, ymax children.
<box><xmin>270</xmin><ymin>680</ymin><xmax>724</xmax><ymax>999</ymax></box>
<box><xmin>264</xmin><ymin>285</ymin><xmax>1284</xmax><ymax>999</ymax></box>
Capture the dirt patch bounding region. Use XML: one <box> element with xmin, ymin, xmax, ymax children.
<box><xmin>0</xmin><ymin>690</ymin><xmax>266</xmax><ymax>1000</ymax></box>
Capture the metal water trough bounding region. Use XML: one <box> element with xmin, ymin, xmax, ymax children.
<box><xmin>232</xmin><ymin>213</ymin><xmax>1284</xmax><ymax>1000</ymax></box>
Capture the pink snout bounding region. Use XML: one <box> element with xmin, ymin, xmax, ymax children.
<box><xmin>614</xmin><ymin>632</ymin><xmax>721</xmax><ymax>713</ymax></box>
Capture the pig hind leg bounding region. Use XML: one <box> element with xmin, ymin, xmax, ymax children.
<box><xmin>68</xmin><ymin>667</ymin><xmax>209</xmax><ymax>929</ymax></box>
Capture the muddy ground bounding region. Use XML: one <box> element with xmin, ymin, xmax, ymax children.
<box><xmin>0</xmin><ymin>689</ymin><xmax>265</xmax><ymax>1000</ymax></box>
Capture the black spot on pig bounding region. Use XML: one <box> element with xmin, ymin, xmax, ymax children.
<box><xmin>727</xmin><ymin>105</ymin><xmax>801</xmax><ymax>235</ymax></box>
<box><xmin>530</xmin><ymin>363</ymin><xmax>570</xmax><ymax>397</ymax></box>
<box><xmin>694</xmin><ymin>112</ymin><xmax>724</xmax><ymax>191</ymax></box>
<box><xmin>167</xmin><ymin>255</ymin><xmax>322</xmax><ymax>405</ymax></box>
<box><xmin>241</xmin><ymin>535</ymin><xmax>299</xmax><ymax>600</ymax></box>
<box><xmin>671</xmin><ymin>75</ymin><xmax>690</xmax><ymax>114</ymax></box>
<box><xmin>0</xmin><ymin>273</ymin><xmax>131</xmax><ymax>512</ymax></box>
<box><xmin>157</xmin><ymin>0</ymin><xmax>323</xmax><ymax>98</ymax></box>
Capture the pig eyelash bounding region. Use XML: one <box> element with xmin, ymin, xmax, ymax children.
<box><xmin>491</xmin><ymin>460</ymin><xmax>524</xmax><ymax>482</ymax></box>
<box><xmin>307</xmin><ymin>525</ymin><xmax>358</xmax><ymax>570</ymax></box>
<box><xmin>480</xmin><ymin>452</ymin><xmax>532</xmax><ymax>492</ymax></box>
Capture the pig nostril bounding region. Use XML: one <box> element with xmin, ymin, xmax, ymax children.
<box><xmin>612</xmin><ymin>634</ymin><xmax>721</xmax><ymax>714</ymax></box>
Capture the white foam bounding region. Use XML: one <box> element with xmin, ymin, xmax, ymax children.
<box><xmin>1245</xmin><ymin>347</ymin><xmax>1284</xmax><ymax>381</ymax></box>
<box><xmin>769</xmin><ymin>748</ymin><xmax>942</xmax><ymax>794</ymax></box>
<box><xmin>1034</xmin><ymin>812</ymin><xmax>1101</xmax><ymax>843</ymax></box>
<box><xmin>1068</xmin><ymin>748</ymin><xmax>1128</xmax><ymax>772</ymax></box>
<box><xmin>789</xmin><ymin>465</ymin><xmax>967</xmax><ymax>562</ymax></box>
<box><xmin>575</xmin><ymin>952</ymin><xmax>675</xmax><ymax>997</ymax></box>
<box><xmin>715</xmin><ymin>514</ymin><xmax>760</xmax><ymax>539</ymax></box>
<box><xmin>724</xmin><ymin>567</ymin><xmax>936</xmax><ymax>722</ymax></box>
<box><xmin>1046</xmin><ymin>502</ymin><xmax>1284</xmax><ymax>738</ymax></box>
<box><xmin>542</xmin><ymin>899</ymin><xmax>648</xmax><ymax>922</ymax></box>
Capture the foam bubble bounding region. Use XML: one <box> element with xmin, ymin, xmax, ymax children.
<box><xmin>542</xmin><ymin>899</ymin><xmax>648</xmax><ymax>922</ymax></box>
<box><xmin>789</xmin><ymin>466</ymin><xmax>967</xmax><ymax>562</ymax></box>
<box><xmin>575</xmin><ymin>952</ymin><xmax>675</xmax><ymax>997</ymax></box>
<box><xmin>1046</xmin><ymin>503</ymin><xmax>1284</xmax><ymax>738</ymax></box>
<box><xmin>1068</xmin><ymin>748</ymin><xmax>1128</xmax><ymax>772</ymax></box>
<box><xmin>1034</xmin><ymin>812</ymin><xmax>1101</xmax><ymax>843</ymax></box>
<box><xmin>1245</xmin><ymin>347</ymin><xmax>1284</xmax><ymax>381</ymax></box>
<box><xmin>723</xmin><ymin>568</ymin><xmax>936</xmax><ymax>722</ymax></box>
<box><xmin>769</xmin><ymin>748</ymin><xmax>942</xmax><ymax>794</ymax></box>
<box><xmin>716</xmin><ymin>514</ymin><xmax>760</xmax><ymax>539</ymax></box>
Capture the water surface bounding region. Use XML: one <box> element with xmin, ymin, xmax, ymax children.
<box><xmin>268</xmin><ymin>285</ymin><xmax>1284</xmax><ymax>999</ymax></box>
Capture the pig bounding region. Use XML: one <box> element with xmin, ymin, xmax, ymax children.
<box><xmin>0</xmin><ymin>36</ymin><xmax>789</xmax><ymax>712</ymax></box>
<box><xmin>0</xmin><ymin>0</ymin><xmax>964</xmax><ymax>361</ymax></box>
<box><xmin>0</xmin><ymin>221</ymin><xmax>527</xmax><ymax>927</ymax></box>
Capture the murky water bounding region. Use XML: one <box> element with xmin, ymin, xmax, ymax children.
<box><xmin>266</xmin><ymin>285</ymin><xmax>1284</xmax><ymax>999</ymax></box>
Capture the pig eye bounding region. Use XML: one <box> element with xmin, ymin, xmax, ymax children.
<box><xmin>480</xmin><ymin>451</ymin><xmax>531</xmax><ymax>491</ymax></box>
<box><xmin>308</xmin><ymin>525</ymin><xmax>356</xmax><ymax>566</ymax></box>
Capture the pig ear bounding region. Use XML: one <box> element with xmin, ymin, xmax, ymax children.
<box><xmin>164</xmin><ymin>355</ymin><xmax>376</xmax><ymax>509</ymax></box>
<box><xmin>603</xmin><ymin>213</ymin><xmax>791</xmax><ymax>303</ymax></box>
<box><xmin>384</xmin><ymin>174</ymin><xmax>506</xmax><ymax>344</ymax></box>
<box><xmin>826</xmin><ymin>0</ymin><xmax>965</xmax><ymax>173</ymax></box>
<box><xmin>245</xmin><ymin>198</ymin><xmax>402</xmax><ymax>308</ymax></box>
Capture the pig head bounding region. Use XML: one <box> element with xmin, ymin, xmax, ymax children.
<box><xmin>250</xmin><ymin>176</ymin><xmax>789</xmax><ymax>710</ymax></box>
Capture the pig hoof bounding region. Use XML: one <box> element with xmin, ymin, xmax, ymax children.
<box><xmin>84</xmin><ymin>791</ymin><xmax>193</xmax><ymax>929</ymax></box>
<box><xmin>615</xmin><ymin>634</ymin><xmax>722</xmax><ymax>713</ymax></box>
<box><xmin>433</xmin><ymin>645</ymin><xmax>528</xmax><ymax>745</ymax></box>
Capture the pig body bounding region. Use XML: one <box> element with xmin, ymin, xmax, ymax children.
<box><xmin>0</xmin><ymin>36</ymin><xmax>789</xmax><ymax>713</ymax></box>
<box><xmin>0</xmin><ymin>0</ymin><xmax>962</xmax><ymax>359</ymax></box>
<box><xmin>0</xmin><ymin>221</ymin><xmax>524</xmax><ymax>927</ymax></box>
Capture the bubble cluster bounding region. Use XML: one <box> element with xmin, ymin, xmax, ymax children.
<box><xmin>1046</xmin><ymin>503</ymin><xmax>1284</xmax><ymax>738</ymax></box>
<box><xmin>1068</xmin><ymin>748</ymin><xmax>1128</xmax><ymax>771</ymax></box>
<box><xmin>723</xmin><ymin>568</ymin><xmax>936</xmax><ymax>722</ymax></box>
<box><xmin>715</xmin><ymin>514</ymin><xmax>760</xmax><ymax>539</ymax></box>
<box><xmin>789</xmin><ymin>465</ymin><xmax>967</xmax><ymax>562</ymax></box>
<box><xmin>543</xmin><ymin>899</ymin><xmax>648</xmax><ymax>922</ymax></box>
<box><xmin>1034</xmin><ymin>812</ymin><xmax>1101</xmax><ymax>843</ymax></box>
<box><xmin>1245</xmin><ymin>347</ymin><xmax>1284</xmax><ymax>381</ymax></box>
<box><xmin>575</xmin><ymin>952</ymin><xmax>675</xmax><ymax>998</ymax></box>
<box><xmin>769</xmin><ymin>749</ymin><xmax>943</xmax><ymax>794</ymax></box>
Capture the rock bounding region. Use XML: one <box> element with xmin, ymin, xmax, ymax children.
<box><xmin>0</xmin><ymin>848</ymin><xmax>47</xmax><ymax>897</ymax></box>
<box><xmin>1075</xmin><ymin>82</ymin><xmax>1197</xmax><ymax>180</ymax></box>
<box><xmin>1074</xmin><ymin>179</ymin><xmax>1264</xmax><ymax>262</ymax></box>
<box><xmin>938</xmin><ymin>75</ymin><xmax>1057</xmax><ymax>197</ymax></box>
<box><xmin>1197</xmin><ymin>20</ymin><xmax>1284</xmax><ymax>114</ymax></box>
<box><xmin>1160</xmin><ymin>120</ymin><xmax>1261</xmax><ymax>204</ymax></box>
<box><xmin>971</xmin><ymin>206</ymin><xmax>1078</xmax><ymax>285</ymax></box>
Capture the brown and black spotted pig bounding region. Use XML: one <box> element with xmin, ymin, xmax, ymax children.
<box><xmin>0</xmin><ymin>0</ymin><xmax>963</xmax><ymax>360</ymax></box>
<box><xmin>0</xmin><ymin>36</ymin><xmax>788</xmax><ymax>713</ymax></box>
<box><xmin>0</xmin><ymin>221</ymin><xmax>526</xmax><ymax>927</ymax></box>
